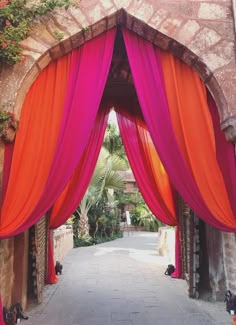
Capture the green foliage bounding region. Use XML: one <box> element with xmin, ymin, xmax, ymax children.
<box><xmin>52</xmin><ymin>30</ymin><xmax>64</xmax><ymax>41</ymax></box>
<box><xmin>0</xmin><ymin>0</ymin><xmax>75</xmax><ymax>66</ymax></box>
<box><xmin>103</xmin><ymin>122</ymin><xmax>128</xmax><ymax>165</ymax></box>
<box><xmin>73</xmin><ymin>231</ymin><xmax>123</xmax><ymax>248</ymax></box>
<box><xmin>130</xmin><ymin>206</ymin><xmax>162</xmax><ymax>232</ymax></box>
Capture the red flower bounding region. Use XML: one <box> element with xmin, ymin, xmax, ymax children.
<box><xmin>5</xmin><ymin>20</ymin><xmax>11</xmax><ymax>26</ymax></box>
<box><xmin>2</xmin><ymin>42</ymin><xmax>7</xmax><ymax>49</ymax></box>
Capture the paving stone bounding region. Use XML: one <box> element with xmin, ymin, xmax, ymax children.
<box><xmin>26</xmin><ymin>232</ymin><xmax>232</xmax><ymax>325</ymax></box>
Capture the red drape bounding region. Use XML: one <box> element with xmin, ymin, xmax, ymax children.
<box><xmin>47</xmin><ymin>106</ymin><xmax>110</xmax><ymax>283</ymax></box>
<box><xmin>49</xmin><ymin>106</ymin><xmax>110</xmax><ymax>229</ymax></box>
<box><xmin>122</xmin><ymin>28</ymin><xmax>236</xmax><ymax>231</ymax></box>
<box><xmin>207</xmin><ymin>93</ymin><xmax>236</xmax><ymax>216</ymax></box>
<box><xmin>0</xmin><ymin>54</ymin><xmax>72</xmax><ymax>237</ymax></box>
<box><xmin>23</xmin><ymin>29</ymin><xmax>116</xmax><ymax>232</ymax></box>
<box><xmin>160</xmin><ymin>50</ymin><xmax>236</xmax><ymax>229</ymax></box>
<box><xmin>116</xmin><ymin>104</ymin><xmax>176</xmax><ymax>225</ymax></box>
<box><xmin>0</xmin><ymin>29</ymin><xmax>116</xmax><ymax>238</ymax></box>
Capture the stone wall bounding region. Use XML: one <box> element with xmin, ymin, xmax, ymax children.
<box><xmin>205</xmin><ymin>224</ymin><xmax>226</xmax><ymax>301</ymax></box>
<box><xmin>53</xmin><ymin>225</ymin><xmax>73</xmax><ymax>264</ymax></box>
<box><xmin>0</xmin><ymin>238</ymin><xmax>14</xmax><ymax>307</ymax></box>
<box><xmin>222</xmin><ymin>232</ymin><xmax>236</xmax><ymax>294</ymax></box>
<box><xmin>157</xmin><ymin>226</ymin><xmax>175</xmax><ymax>265</ymax></box>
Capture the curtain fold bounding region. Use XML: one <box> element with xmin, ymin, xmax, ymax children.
<box><xmin>1</xmin><ymin>143</ymin><xmax>14</xmax><ymax>204</ymax></box>
<box><xmin>207</xmin><ymin>93</ymin><xmax>236</xmax><ymax>216</ymax></box>
<box><xmin>116</xmin><ymin>105</ymin><xmax>176</xmax><ymax>225</ymax></box>
<box><xmin>160</xmin><ymin>51</ymin><xmax>236</xmax><ymax>229</ymax></box>
<box><xmin>25</xmin><ymin>28</ymin><xmax>116</xmax><ymax>231</ymax></box>
<box><xmin>47</xmin><ymin>106</ymin><xmax>110</xmax><ymax>284</ymax></box>
<box><xmin>46</xmin><ymin>230</ymin><xmax>58</xmax><ymax>284</ymax></box>
<box><xmin>0</xmin><ymin>54</ymin><xmax>72</xmax><ymax>238</ymax></box>
<box><xmin>0</xmin><ymin>28</ymin><xmax>116</xmax><ymax>239</ymax></box>
<box><xmin>171</xmin><ymin>225</ymin><xmax>182</xmax><ymax>278</ymax></box>
<box><xmin>0</xmin><ymin>295</ymin><xmax>4</xmax><ymax>325</ymax></box>
<box><xmin>49</xmin><ymin>106</ymin><xmax>110</xmax><ymax>229</ymax></box>
<box><xmin>122</xmin><ymin>28</ymin><xmax>236</xmax><ymax>231</ymax></box>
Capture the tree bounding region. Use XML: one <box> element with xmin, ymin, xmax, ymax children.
<box><xmin>75</xmin><ymin>147</ymin><xmax>127</xmax><ymax>240</ymax></box>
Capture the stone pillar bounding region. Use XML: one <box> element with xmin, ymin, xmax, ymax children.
<box><xmin>12</xmin><ymin>231</ymin><xmax>29</xmax><ymax>310</ymax></box>
<box><xmin>221</xmin><ymin>115</ymin><xmax>236</xmax><ymax>153</ymax></box>
<box><xmin>205</xmin><ymin>224</ymin><xmax>226</xmax><ymax>300</ymax></box>
<box><xmin>222</xmin><ymin>232</ymin><xmax>236</xmax><ymax>293</ymax></box>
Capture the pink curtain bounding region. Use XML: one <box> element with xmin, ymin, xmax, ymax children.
<box><xmin>47</xmin><ymin>106</ymin><xmax>110</xmax><ymax>283</ymax></box>
<box><xmin>116</xmin><ymin>105</ymin><xmax>177</xmax><ymax>225</ymax></box>
<box><xmin>122</xmin><ymin>28</ymin><xmax>235</xmax><ymax>232</ymax></box>
<box><xmin>171</xmin><ymin>225</ymin><xmax>182</xmax><ymax>278</ymax></box>
<box><xmin>20</xmin><ymin>29</ymin><xmax>116</xmax><ymax>232</ymax></box>
<box><xmin>49</xmin><ymin>106</ymin><xmax>110</xmax><ymax>229</ymax></box>
<box><xmin>0</xmin><ymin>295</ymin><xmax>4</xmax><ymax>325</ymax></box>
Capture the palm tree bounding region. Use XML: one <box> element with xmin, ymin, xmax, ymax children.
<box><xmin>75</xmin><ymin>147</ymin><xmax>127</xmax><ymax>239</ymax></box>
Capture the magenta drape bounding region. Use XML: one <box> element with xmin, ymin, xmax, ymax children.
<box><xmin>208</xmin><ymin>94</ymin><xmax>236</xmax><ymax>216</ymax></box>
<box><xmin>49</xmin><ymin>107</ymin><xmax>110</xmax><ymax>230</ymax></box>
<box><xmin>171</xmin><ymin>225</ymin><xmax>182</xmax><ymax>278</ymax></box>
<box><xmin>1</xmin><ymin>143</ymin><xmax>14</xmax><ymax>204</ymax></box>
<box><xmin>46</xmin><ymin>230</ymin><xmax>58</xmax><ymax>284</ymax></box>
<box><xmin>46</xmin><ymin>107</ymin><xmax>110</xmax><ymax>284</ymax></box>
<box><xmin>122</xmin><ymin>28</ymin><xmax>235</xmax><ymax>232</ymax></box>
<box><xmin>116</xmin><ymin>106</ymin><xmax>176</xmax><ymax>225</ymax></box>
<box><xmin>20</xmin><ymin>29</ymin><xmax>116</xmax><ymax>231</ymax></box>
<box><xmin>0</xmin><ymin>295</ymin><xmax>4</xmax><ymax>325</ymax></box>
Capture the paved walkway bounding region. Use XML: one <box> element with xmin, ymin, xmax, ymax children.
<box><xmin>26</xmin><ymin>232</ymin><xmax>232</xmax><ymax>325</ymax></box>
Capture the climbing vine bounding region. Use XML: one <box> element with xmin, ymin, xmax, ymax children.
<box><xmin>0</xmin><ymin>0</ymin><xmax>77</xmax><ymax>66</ymax></box>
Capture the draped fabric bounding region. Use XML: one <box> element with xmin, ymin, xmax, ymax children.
<box><xmin>0</xmin><ymin>295</ymin><xmax>4</xmax><ymax>325</ymax></box>
<box><xmin>1</xmin><ymin>143</ymin><xmax>14</xmax><ymax>204</ymax></box>
<box><xmin>116</xmin><ymin>105</ymin><xmax>176</xmax><ymax>225</ymax></box>
<box><xmin>49</xmin><ymin>106</ymin><xmax>110</xmax><ymax>229</ymax></box>
<box><xmin>159</xmin><ymin>51</ymin><xmax>236</xmax><ymax>230</ymax></box>
<box><xmin>122</xmin><ymin>28</ymin><xmax>236</xmax><ymax>232</ymax></box>
<box><xmin>24</xmin><ymin>29</ymin><xmax>116</xmax><ymax>231</ymax></box>
<box><xmin>46</xmin><ymin>230</ymin><xmax>58</xmax><ymax>284</ymax></box>
<box><xmin>171</xmin><ymin>225</ymin><xmax>182</xmax><ymax>278</ymax></box>
<box><xmin>0</xmin><ymin>28</ymin><xmax>116</xmax><ymax>239</ymax></box>
<box><xmin>47</xmin><ymin>106</ymin><xmax>110</xmax><ymax>283</ymax></box>
<box><xmin>0</xmin><ymin>54</ymin><xmax>72</xmax><ymax>238</ymax></box>
<box><xmin>207</xmin><ymin>94</ymin><xmax>236</xmax><ymax>216</ymax></box>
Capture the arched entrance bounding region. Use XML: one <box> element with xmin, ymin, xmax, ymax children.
<box><xmin>0</xmin><ymin>4</ymin><xmax>236</xmax><ymax>313</ymax></box>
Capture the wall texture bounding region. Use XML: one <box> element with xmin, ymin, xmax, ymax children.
<box><xmin>0</xmin><ymin>238</ymin><xmax>14</xmax><ymax>307</ymax></box>
<box><xmin>53</xmin><ymin>225</ymin><xmax>73</xmax><ymax>264</ymax></box>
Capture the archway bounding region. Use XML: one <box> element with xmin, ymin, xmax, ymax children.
<box><xmin>0</xmin><ymin>6</ymin><xmax>236</xmax><ymax>314</ymax></box>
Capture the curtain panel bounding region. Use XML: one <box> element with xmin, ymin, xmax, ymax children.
<box><xmin>122</xmin><ymin>28</ymin><xmax>236</xmax><ymax>232</ymax></box>
<box><xmin>116</xmin><ymin>106</ymin><xmax>177</xmax><ymax>225</ymax></box>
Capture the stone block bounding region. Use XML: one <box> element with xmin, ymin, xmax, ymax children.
<box><xmin>175</xmin><ymin>20</ymin><xmax>200</xmax><ymax>45</ymax></box>
<box><xmin>91</xmin><ymin>17</ymin><xmax>107</xmax><ymax>37</ymax></box>
<box><xmin>71</xmin><ymin>31</ymin><xmax>85</xmax><ymax>49</ymax></box>
<box><xmin>198</xmin><ymin>3</ymin><xmax>230</xmax><ymax>20</ymax></box>
<box><xmin>149</xmin><ymin>8</ymin><xmax>168</xmax><ymax>30</ymax></box>
<box><xmin>159</xmin><ymin>17</ymin><xmax>183</xmax><ymax>37</ymax></box>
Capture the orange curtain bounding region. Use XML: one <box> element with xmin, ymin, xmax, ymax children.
<box><xmin>0</xmin><ymin>54</ymin><xmax>71</xmax><ymax>237</ymax></box>
<box><xmin>135</xmin><ymin>118</ymin><xmax>176</xmax><ymax>222</ymax></box>
<box><xmin>160</xmin><ymin>51</ymin><xmax>236</xmax><ymax>228</ymax></box>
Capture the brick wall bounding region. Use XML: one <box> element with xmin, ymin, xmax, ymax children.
<box><xmin>53</xmin><ymin>225</ymin><xmax>73</xmax><ymax>264</ymax></box>
<box><xmin>0</xmin><ymin>238</ymin><xmax>14</xmax><ymax>307</ymax></box>
<box><xmin>34</xmin><ymin>217</ymin><xmax>48</xmax><ymax>303</ymax></box>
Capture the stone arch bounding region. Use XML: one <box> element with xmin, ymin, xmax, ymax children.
<box><xmin>0</xmin><ymin>2</ymin><xmax>235</xmax><ymax>141</ymax></box>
